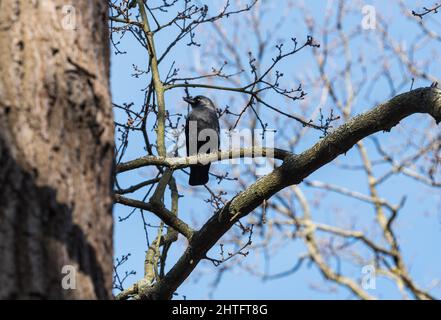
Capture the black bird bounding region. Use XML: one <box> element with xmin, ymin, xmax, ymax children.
<box><xmin>184</xmin><ymin>95</ymin><xmax>220</xmax><ymax>186</ymax></box>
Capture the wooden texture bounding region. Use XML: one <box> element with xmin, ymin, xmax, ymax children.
<box><xmin>0</xmin><ymin>0</ymin><xmax>113</xmax><ymax>299</ymax></box>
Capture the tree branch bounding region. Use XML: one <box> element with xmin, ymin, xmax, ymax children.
<box><xmin>114</xmin><ymin>194</ymin><xmax>194</xmax><ymax>240</ymax></box>
<box><xmin>120</xmin><ymin>86</ymin><xmax>440</xmax><ymax>299</ymax></box>
<box><xmin>137</xmin><ymin>0</ymin><xmax>167</xmax><ymax>157</ymax></box>
<box><xmin>116</xmin><ymin>147</ymin><xmax>292</xmax><ymax>173</ymax></box>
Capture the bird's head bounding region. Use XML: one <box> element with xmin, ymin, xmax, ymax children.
<box><xmin>183</xmin><ymin>95</ymin><xmax>216</xmax><ymax>110</ymax></box>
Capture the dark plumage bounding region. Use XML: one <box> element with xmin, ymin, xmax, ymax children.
<box><xmin>184</xmin><ymin>95</ymin><xmax>220</xmax><ymax>186</ymax></box>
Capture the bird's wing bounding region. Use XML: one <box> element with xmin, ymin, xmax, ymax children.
<box><xmin>186</xmin><ymin>108</ymin><xmax>220</xmax><ymax>156</ymax></box>
<box><xmin>185</xmin><ymin>115</ymin><xmax>190</xmax><ymax>157</ymax></box>
<box><xmin>201</xmin><ymin>108</ymin><xmax>219</xmax><ymax>142</ymax></box>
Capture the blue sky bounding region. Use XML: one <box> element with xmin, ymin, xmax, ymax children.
<box><xmin>111</xmin><ymin>0</ymin><xmax>441</xmax><ymax>299</ymax></box>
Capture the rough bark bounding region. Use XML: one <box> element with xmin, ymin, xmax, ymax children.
<box><xmin>0</xmin><ymin>1</ymin><xmax>113</xmax><ymax>299</ymax></box>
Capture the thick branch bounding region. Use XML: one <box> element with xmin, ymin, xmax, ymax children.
<box><xmin>116</xmin><ymin>147</ymin><xmax>292</xmax><ymax>173</ymax></box>
<box><xmin>137</xmin><ymin>0</ymin><xmax>166</xmax><ymax>157</ymax></box>
<box><xmin>124</xmin><ymin>87</ymin><xmax>441</xmax><ymax>300</ymax></box>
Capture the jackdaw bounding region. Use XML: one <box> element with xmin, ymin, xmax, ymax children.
<box><xmin>184</xmin><ymin>95</ymin><xmax>220</xmax><ymax>186</ymax></box>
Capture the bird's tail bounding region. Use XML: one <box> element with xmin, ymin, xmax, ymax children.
<box><xmin>189</xmin><ymin>164</ymin><xmax>210</xmax><ymax>186</ymax></box>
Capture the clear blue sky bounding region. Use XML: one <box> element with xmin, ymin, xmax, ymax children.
<box><xmin>111</xmin><ymin>0</ymin><xmax>441</xmax><ymax>299</ymax></box>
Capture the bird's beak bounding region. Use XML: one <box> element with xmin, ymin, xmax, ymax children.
<box><xmin>183</xmin><ymin>96</ymin><xmax>195</xmax><ymax>104</ymax></box>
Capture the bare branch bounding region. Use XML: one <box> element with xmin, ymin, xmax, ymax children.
<box><xmin>127</xmin><ymin>87</ymin><xmax>441</xmax><ymax>299</ymax></box>
<box><xmin>116</xmin><ymin>147</ymin><xmax>292</xmax><ymax>173</ymax></box>
<box><xmin>114</xmin><ymin>194</ymin><xmax>194</xmax><ymax>240</ymax></box>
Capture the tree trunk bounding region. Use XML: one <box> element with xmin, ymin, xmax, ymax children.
<box><xmin>0</xmin><ymin>1</ymin><xmax>113</xmax><ymax>299</ymax></box>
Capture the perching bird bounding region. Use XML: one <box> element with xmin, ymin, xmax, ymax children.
<box><xmin>184</xmin><ymin>95</ymin><xmax>220</xmax><ymax>186</ymax></box>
